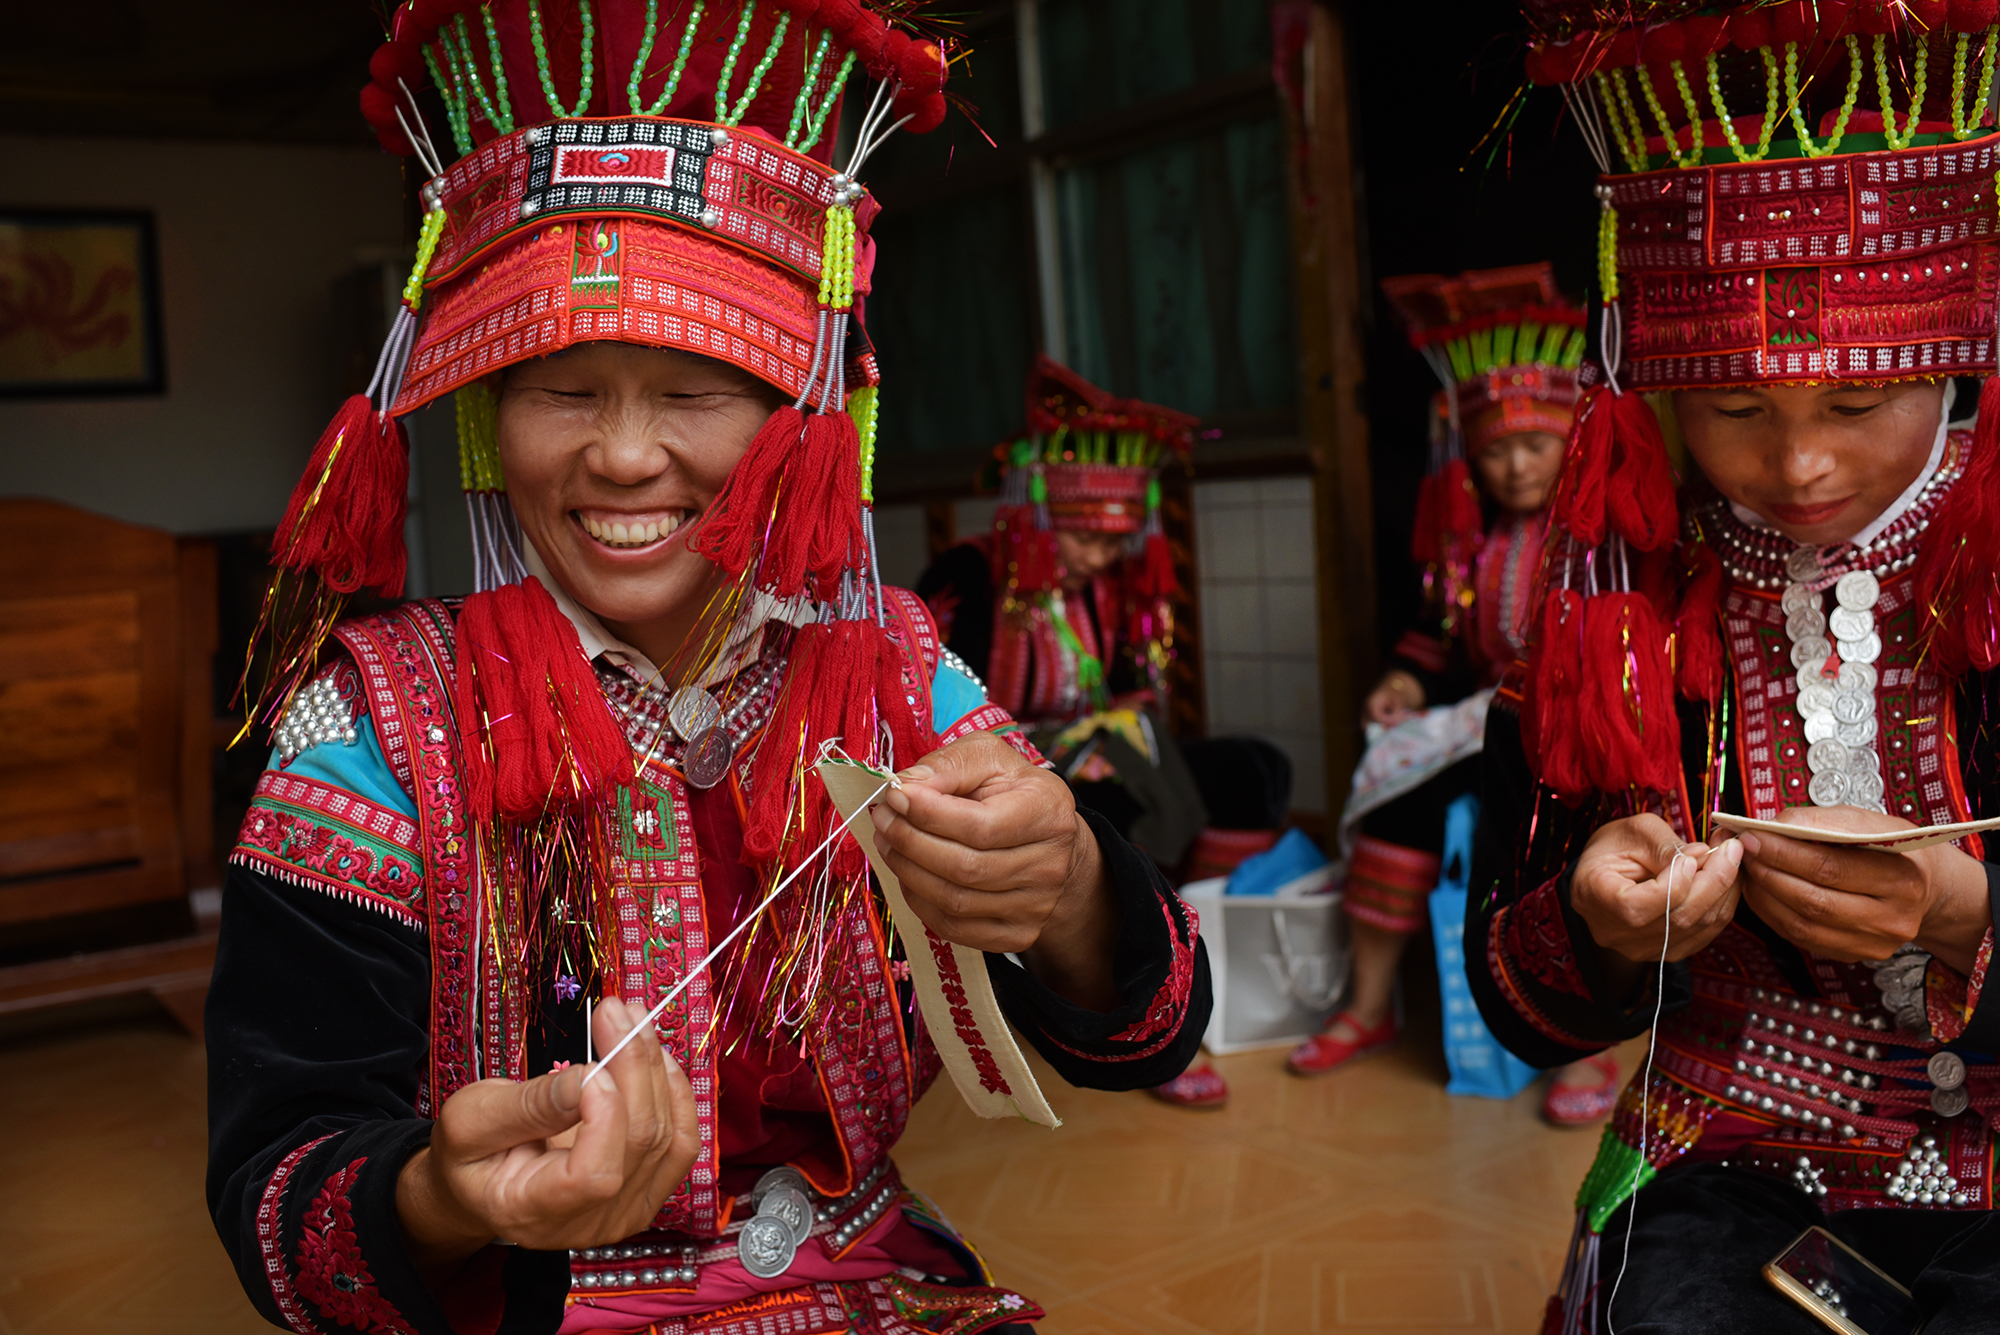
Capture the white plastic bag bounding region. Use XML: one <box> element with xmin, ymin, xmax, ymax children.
<box><xmin>1179</xmin><ymin>867</ymin><xmax>1348</xmax><ymax>1055</ymax></box>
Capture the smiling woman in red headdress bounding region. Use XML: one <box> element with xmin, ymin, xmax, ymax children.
<box><xmin>203</xmin><ymin>7</ymin><xmax>1209</xmax><ymax>1333</ymax></box>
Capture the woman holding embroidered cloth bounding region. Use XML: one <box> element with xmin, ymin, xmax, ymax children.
<box><xmin>204</xmin><ymin>6</ymin><xmax>1208</xmax><ymax>1333</ymax></box>
<box><xmin>1472</xmin><ymin>3</ymin><xmax>2000</xmax><ymax>1327</ymax></box>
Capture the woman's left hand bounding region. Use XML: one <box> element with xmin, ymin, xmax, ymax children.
<box><xmin>870</xmin><ymin>731</ymin><xmax>1122</xmax><ymax>1010</ymax></box>
<box><xmin>1738</xmin><ymin>805</ymin><xmax>1993</xmax><ymax>973</ymax></box>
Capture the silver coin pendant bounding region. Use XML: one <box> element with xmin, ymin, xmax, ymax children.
<box><xmin>1838</xmin><ymin>661</ymin><xmax>1878</xmax><ymax>693</ymax></box>
<box><xmin>737</xmin><ymin>1215</ymin><xmax>798</xmax><ymax>1279</ymax></box>
<box><xmin>1835</xmin><ymin>570</ymin><xmax>1881</xmax><ymax>611</ymax></box>
<box><xmin>1827</xmin><ymin>606</ymin><xmax>1872</xmax><ymax>642</ymax></box>
<box><xmin>1840</xmin><ymin>632</ymin><xmax>1883</xmax><ymax>666</ymax></box>
<box><xmin>1808</xmin><ymin>769</ymin><xmax>1851</xmax><ymax>806</ymax></box>
<box><xmin>684</xmin><ymin>726</ymin><xmax>735</xmax><ymax>789</ymax></box>
<box><xmin>669</xmin><ymin>687</ymin><xmax>721</xmax><ymax>744</ymax></box>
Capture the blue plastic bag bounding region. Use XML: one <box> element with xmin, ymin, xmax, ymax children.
<box><xmin>1225</xmin><ymin>827</ymin><xmax>1328</xmax><ymax>896</ymax></box>
<box><xmin>1429</xmin><ymin>794</ymin><xmax>1540</xmax><ymax>1099</ymax></box>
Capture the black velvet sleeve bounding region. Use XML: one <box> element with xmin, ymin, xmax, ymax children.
<box><xmin>984</xmin><ymin>809</ymin><xmax>1210</xmax><ymax>1089</ymax></box>
<box><xmin>206</xmin><ymin>865</ymin><xmax>570</xmax><ymax>1334</ymax></box>
<box><xmin>1462</xmin><ymin>697</ymin><xmax>1694</xmax><ymax>1068</ymax></box>
<box><xmin>914</xmin><ymin>542</ymin><xmax>995</xmax><ymax>683</ymax></box>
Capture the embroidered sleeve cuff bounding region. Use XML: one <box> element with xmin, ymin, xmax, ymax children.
<box><xmin>258</xmin><ymin>1121</ymin><xmax>568</xmax><ymax>1335</ymax></box>
<box><xmin>984</xmin><ymin>808</ymin><xmax>1209</xmax><ymax>1088</ymax></box>
<box><xmin>1937</xmin><ymin>864</ymin><xmax>2000</xmax><ymax>1052</ymax></box>
<box><xmin>1483</xmin><ymin>867</ymin><xmax>1676</xmax><ymax>1054</ymax></box>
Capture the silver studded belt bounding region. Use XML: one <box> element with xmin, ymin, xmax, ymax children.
<box><xmin>568</xmin><ymin>1159</ymin><xmax>903</xmax><ymax>1295</ymax></box>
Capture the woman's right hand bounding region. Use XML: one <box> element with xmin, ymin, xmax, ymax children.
<box><xmin>395</xmin><ymin>997</ymin><xmax>699</xmax><ymax>1273</ymax></box>
<box><xmin>1364</xmin><ymin>671</ymin><xmax>1425</xmax><ymax>727</ymax></box>
<box><xmin>1571</xmin><ymin>814</ymin><xmax>1746</xmax><ymax>993</ymax></box>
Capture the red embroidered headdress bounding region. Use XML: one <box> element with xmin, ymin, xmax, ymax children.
<box><xmin>1382</xmin><ymin>263</ymin><xmax>1587</xmax><ymax>576</ymax></box>
<box><xmin>1512</xmin><ymin>0</ymin><xmax>2000</xmax><ymax>799</ymax></box>
<box><xmin>248</xmin><ymin>1</ymin><xmax>959</xmax><ymax>908</ymax></box>
<box><xmin>1523</xmin><ymin>0</ymin><xmax>2000</xmax><ymax>390</ymax></box>
<box><xmin>987</xmin><ymin>356</ymin><xmax>1196</xmax><ymax>719</ymax></box>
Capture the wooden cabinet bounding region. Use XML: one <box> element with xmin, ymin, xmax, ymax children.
<box><xmin>0</xmin><ymin>498</ymin><xmax>218</xmax><ymax>1034</ymax></box>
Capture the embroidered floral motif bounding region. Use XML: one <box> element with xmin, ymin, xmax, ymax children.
<box><xmin>232</xmin><ymin>772</ymin><xmax>424</xmax><ymax>926</ymax></box>
<box><xmin>1501</xmin><ymin>876</ymin><xmax>1593</xmax><ymax>1001</ymax></box>
<box><xmin>1486</xmin><ymin>881</ymin><xmax>1598</xmax><ymax>1051</ymax></box>
<box><xmin>295</xmin><ymin>1157</ymin><xmax>409</xmax><ymax>1333</ymax></box>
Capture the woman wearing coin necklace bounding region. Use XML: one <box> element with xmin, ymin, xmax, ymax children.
<box><xmin>1472</xmin><ymin>373</ymin><xmax>2000</xmax><ymax>1327</ymax></box>
<box><xmin>203</xmin><ymin>6</ymin><xmax>1209</xmax><ymax>1332</ymax></box>
<box><xmin>1472</xmin><ymin>5</ymin><xmax>2000</xmax><ymax>1323</ymax></box>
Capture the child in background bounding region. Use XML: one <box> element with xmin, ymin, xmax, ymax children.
<box><xmin>1288</xmin><ymin>265</ymin><xmax>1618</xmax><ymax>1127</ymax></box>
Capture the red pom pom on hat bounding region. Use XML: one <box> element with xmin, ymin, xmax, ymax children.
<box><xmin>1771</xmin><ymin>0</ymin><xmax>1815</xmax><ymax>43</ymax></box>
<box><xmin>409</xmin><ymin>0</ymin><xmax>462</xmax><ymax>29</ymax></box>
<box><xmin>816</xmin><ymin>0</ymin><xmax>865</xmax><ymax>37</ymax></box>
<box><xmin>1539</xmin><ymin>36</ymin><xmax>1590</xmax><ymax>82</ymax></box>
<box><xmin>359</xmin><ymin>82</ymin><xmax>401</xmax><ymax>131</ymax></box>
<box><xmin>897</xmin><ymin>38</ymin><xmax>946</xmax><ymax>94</ymax></box>
<box><xmin>1951</xmin><ymin>0</ymin><xmax>1998</xmax><ymax>31</ymax></box>
<box><xmin>1640</xmin><ymin>20</ymin><xmax>1686</xmax><ymax>65</ymax></box>
<box><xmin>272</xmin><ymin>395</ymin><xmax>409</xmax><ymax>597</ymax></box>
<box><xmin>1683</xmin><ymin>13</ymin><xmax>1730</xmax><ymax>54</ymax></box>
<box><xmin>898</xmin><ymin>91</ymin><xmax>948</xmax><ymax>133</ymax></box>
<box><xmin>1731</xmin><ymin>8</ymin><xmax>1771</xmax><ymax>47</ymax></box>
<box><xmin>1909</xmin><ymin>0</ymin><xmax>1949</xmax><ymax>29</ymax></box>
<box><xmin>1849</xmin><ymin>0</ymin><xmax>1894</xmax><ymax>35</ymax></box>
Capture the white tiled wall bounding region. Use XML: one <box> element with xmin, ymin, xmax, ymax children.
<box><xmin>871</xmin><ymin>503</ymin><xmax>930</xmax><ymax>590</ymax></box>
<box><xmin>1195</xmin><ymin>477</ymin><xmax>1326</xmax><ymax>813</ymax></box>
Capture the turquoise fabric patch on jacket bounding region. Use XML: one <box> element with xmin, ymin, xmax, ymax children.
<box><xmin>931</xmin><ymin>659</ymin><xmax>986</xmax><ymax>734</ymax></box>
<box><xmin>271</xmin><ymin>711</ymin><xmax>418</xmax><ymax>820</ymax></box>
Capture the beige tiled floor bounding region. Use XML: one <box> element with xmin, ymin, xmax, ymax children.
<box><xmin>0</xmin><ymin>994</ymin><xmax>1635</xmax><ymax>1334</ymax></box>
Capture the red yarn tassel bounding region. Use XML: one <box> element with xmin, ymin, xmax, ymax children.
<box><xmin>1604</xmin><ymin>393</ymin><xmax>1680</xmax><ymax>553</ymax></box>
<box><xmin>1553</xmin><ymin>389</ymin><xmax>1613</xmax><ymax>550</ymax></box>
<box><xmin>1410</xmin><ymin>472</ymin><xmax>1444</xmax><ymax>566</ymax></box>
<box><xmin>1575</xmin><ymin>593</ymin><xmax>1681</xmax><ymax>795</ymax></box>
<box><xmin>1521</xmin><ymin>588</ymin><xmax>1588</xmax><ymax>800</ymax></box>
<box><xmin>453</xmin><ymin>577</ymin><xmax>634</xmax><ymax>826</ymax></box>
<box><xmin>692</xmin><ymin>406</ymin><xmax>805</xmax><ymax>583</ymax></box>
<box><xmin>743</xmin><ymin>622</ymin><xmax>827</xmax><ymax>864</ymax></box>
<box><xmin>1676</xmin><ymin>543</ymin><xmax>1724</xmax><ymax>703</ymax></box>
<box><xmin>1439</xmin><ymin>458</ymin><xmax>1486</xmax><ymax>556</ymax></box>
<box><xmin>1917</xmin><ymin>376</ymin><xmax>2000</xmax><ymax>674</ymax></box>
<box><xmin>998</xmin><ymin>508</ymin><xmax>1060</xmax><ymax>595</ymax></box>
<box><xmin>1134</xmin><ymin>531</ymin><xmax>1179</xmax><ymax>600</ymax></box>
<box><xmin>691</xmin><ymin>407</ymin><xmax>865</xmax><ymax>601</ymax></box>
<box><xmin>272</xmin><ymin>393</ymin><xmax>409</xmax><ymax>596</ymax></box>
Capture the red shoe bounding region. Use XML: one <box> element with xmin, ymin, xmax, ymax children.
<box><xmin>1541</xmin><ymin>1051</ymin><xmax>1620</xmax><ymax>1126</ymax></box>
<box><xmin>1286</xmin><ymin>1011</ymin><xmax>1398</xmax><ymax>1076</ymax></box>
<box><xmin>1150</xmin><ymin>1062</ymin><xmax>1229</xmax><ymax>1109</ymax></box>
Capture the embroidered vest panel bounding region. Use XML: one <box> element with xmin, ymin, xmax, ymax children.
<box><xmin>339</xmin><ymin>592</ymin><xmax>959</xmax><ymax>1231</ymax></box>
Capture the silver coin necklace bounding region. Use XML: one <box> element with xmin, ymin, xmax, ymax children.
<box><xmin>1781</xmin><ymin>548</ymin><xmax>1885</xmax><ymax>814</ymax></box>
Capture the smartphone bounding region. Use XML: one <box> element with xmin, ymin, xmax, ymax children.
<box><xmin>1763</xmin><ymin>1227</ymin><xmax>1923</xmax><ymax>1335</ymax></box>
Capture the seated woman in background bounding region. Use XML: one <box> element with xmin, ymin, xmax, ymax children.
<box><xmin>918</xmin><ymin>358</ymin><xmax>1293</xmax><ymax>1110</ymax></box>
<box><xmin>206</xmin><ymin>7</ymin><xmax>1207</xmax><ymax>1333</ymax></box>
<box><xmin>1479</xmin><ymin>7</ymin><xmax>2000</xmax><ymax>1326</ymax></box>
<box><xmin>1292</xmin><ymin>267</ymin><xmax>1619</xmax><ymax>1129</ymax></box>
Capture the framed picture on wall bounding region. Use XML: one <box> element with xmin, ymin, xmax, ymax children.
<box><xmin>0</xmin><ymin>209</ymin><xmax>165</xmax><ymax>397</ymax></box>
